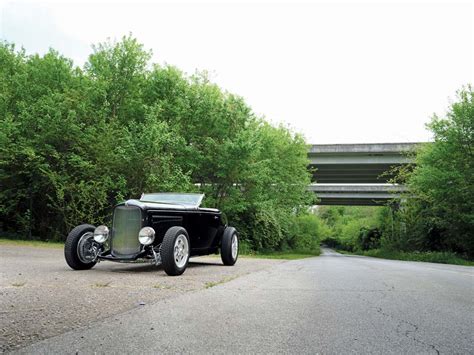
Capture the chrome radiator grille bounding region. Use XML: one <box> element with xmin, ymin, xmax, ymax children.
<box><xmin>111</xmin><ymin>206</ymin><xmax>142</xmax><ymax>257</ymax></box>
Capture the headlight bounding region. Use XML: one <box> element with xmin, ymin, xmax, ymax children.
<box><xmin>138</xmin><ymin>227</ymin><xmax>155</xmax><ymax>246</ymax></box>
<box><xmin>93</xmin><ymin>225</ymin><xmax>109</xmax><ymax>243</ymax></box>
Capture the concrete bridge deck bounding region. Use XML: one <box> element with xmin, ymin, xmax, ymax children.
<box><xmin>308</xmin><ymin>143</ymin><xmax>417</xmax><ymax>184</ymax></box>
<box><xmin>308</xmin><ymin>143</ymin><xmax>421</xmax><ymax>205</ymax></box>
<box><xmin>308</xmin><ymin>183</ymin><xmax>407</xmax><ymax>206</ymax></box>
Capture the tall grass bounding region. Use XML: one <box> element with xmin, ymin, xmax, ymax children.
<box><xmin>357</xmin><ymin>249</ymin><xmax>474</xmax><ymax>266</ymax></box>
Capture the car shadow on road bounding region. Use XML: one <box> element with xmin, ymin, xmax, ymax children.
<box><xmin>104</xmin><ymin>260</ymin><xmax>223</xmax><ymax>273</ymax></box>
<box><xmin>187</xmin><ymin>261</ymin><xmax>223</xmax><ymax>268</ymax></box>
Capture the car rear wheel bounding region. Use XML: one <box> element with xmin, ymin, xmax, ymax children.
<box><xmin>64</xmin><ymin>224</ymin><xmax>98</xmax><ymax>270</ymax></box>
<box><xmin>221</xmin><ymin>227</ymin><xmax>238</xmax><ymax>266</ymax></box>
<box><xmin>161</xmin><ymin>226</ymin><xmax>190</xmax><ymax>276</ymax></box>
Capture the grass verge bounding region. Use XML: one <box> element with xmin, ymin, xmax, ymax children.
<box><xmin>0</xmin><ymin>238</ymin><xmax>63</xmax><ymax>249</ymax></box>
<box><xmin>0</xmin><ymin>237</ymin><xmax>321</xmax><ymax>260</ymax></box>
<box><xmin>344</xmin><ymin>248</ymin><xmax>474</xmax><ymax>266</ymax></box>
<box><xmin>240</xmin><ymin>248</ymin><xmax>321</xmax><ymax>260</ymax></box>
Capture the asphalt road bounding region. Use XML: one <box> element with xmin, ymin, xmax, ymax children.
<box><xmin>0</xmin><ymin>244</ymin><xmax>282</xmax><ymax>352</ymax></box>
<box><xmin>16</xmin><ymin>248</ymin><xmax>473</xmax><ymax>354</ymax></box>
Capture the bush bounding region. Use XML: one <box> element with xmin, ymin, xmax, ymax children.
<box><xmin>287</xmin><ymin>214</ymin><xmax>321</xmax><ymax>252</ymax></box>
<box><xmin>360</xmin><ymin>249</ymin><xmax>473</xmax><ymax>266</ymax></box>
<box><xmin>357</xmin><ymin>228</ymin><xmax>381</xmax><ymax>251</ymax></box>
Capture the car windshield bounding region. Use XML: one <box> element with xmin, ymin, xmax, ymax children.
<box><xmin>140</xmin><ymin>193</ymin><xmax>205</xmax><ymax>207</ymax></box>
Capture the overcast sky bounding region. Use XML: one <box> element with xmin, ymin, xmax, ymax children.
<box><xmin>1</xmin><ymin>0</ymin><xmax>473</xmax><ymax>144</ymax></box>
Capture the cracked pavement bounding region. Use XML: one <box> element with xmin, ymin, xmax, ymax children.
<box><xmin>14</xmin><ymin>247</ymin><xmax>474</xmax><ymax>354</ymax></box>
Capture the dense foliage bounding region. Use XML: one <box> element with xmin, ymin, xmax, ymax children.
<box><xmin>390</xmin><ymin>87</ymin><xmax>474</xmax><ymax>257</ymax></box>
<box><xmin>0</xmin><ymin>36</ymin><xmax>316</xmax><ymax>251</ymax></box>
<box><xmin>317</xmin><ymin>206</ymin><xmax>385</xmax><ymax>251</ymax></box>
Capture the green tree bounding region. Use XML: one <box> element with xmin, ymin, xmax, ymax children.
<box><xmin>405</xmin><ymin>87</ymin><xmax>474</xmax><ymax>255</ymax></box>
<box><xmin>85</xmin><ymin>34</ymin><xmax>151</xmax><ymax>122</ymax></box>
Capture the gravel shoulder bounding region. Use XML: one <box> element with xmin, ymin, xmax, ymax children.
<box><xmin>0</xmin><ymin>244</ymin><xmax>283</xmax><ymax>352</ymax></box>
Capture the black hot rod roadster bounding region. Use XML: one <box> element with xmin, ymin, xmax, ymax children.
<box><xmin>64</xmin><ymin>193</ymin><xmax>239</xmax><ymax>276</ymax></box>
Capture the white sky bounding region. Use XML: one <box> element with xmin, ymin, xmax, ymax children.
<box><xmin>1</xmin><ymin>0</ymin><xmax>473</xmax><ymax>144</ymax></box>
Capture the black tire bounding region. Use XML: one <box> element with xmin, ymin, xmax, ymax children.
<box><xmin>64</xmin><ymin>224</ymin><xmax>97</xmax><ymax>270</ymax></box>
<box><xmin>221</xmin><ymin>227</ymin><xmax>238</xmax><ymax>266</ymax></box>
<box><xmin>161</xmin><ymin>226</ymin><xmax>190</xmax><ymax>276</ymax></box>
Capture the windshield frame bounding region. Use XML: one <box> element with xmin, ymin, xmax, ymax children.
<box><xmin>139</xmin><ymin>192</ymin><xmax>205</xmax><ymax>208</ymax></box>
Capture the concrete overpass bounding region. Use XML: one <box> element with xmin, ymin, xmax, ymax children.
<box><xmin>308</xmin><ymin>183</ymin><xmax>408</xmax><ymax>206</ymax></box>
<box><xmin>308</xmin><ymin>143</ymin><xmax>420</xmax><ymax>206</ymax></box>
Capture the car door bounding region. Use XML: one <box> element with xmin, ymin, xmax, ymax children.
<box><xmin>186</xmin><ymin>210</ymin><xmax>220</xmax><ymax>251</ymax></box>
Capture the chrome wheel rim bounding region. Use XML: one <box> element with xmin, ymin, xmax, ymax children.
<box><xmin>231</xmin><ymin>234</ymin><xmax>238</xmax><ymax>260</ymax></box>
<box><xmin>174</xmin><ymin>234</ymin><xmax>189</xmax><ymax>268</ymax></box>
<box><xmin>77</xmin><ymin>232</ymin><xmax>98</xmax><ymax>263</ymax></box>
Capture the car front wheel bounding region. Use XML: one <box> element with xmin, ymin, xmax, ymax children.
<box><xmin>221</xmin><ymin>227</ymin><xmax>238</xmax><ymax>266</ymax></box>
<box><xmin>161</xmin><ymin>226</ymin><xmax>190</xmax><ymax>276</ymax></box>
<box><xmin>64</xmin><ymin>224</ymin><xmax>98</xmax><ymax>270</ymax></box>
